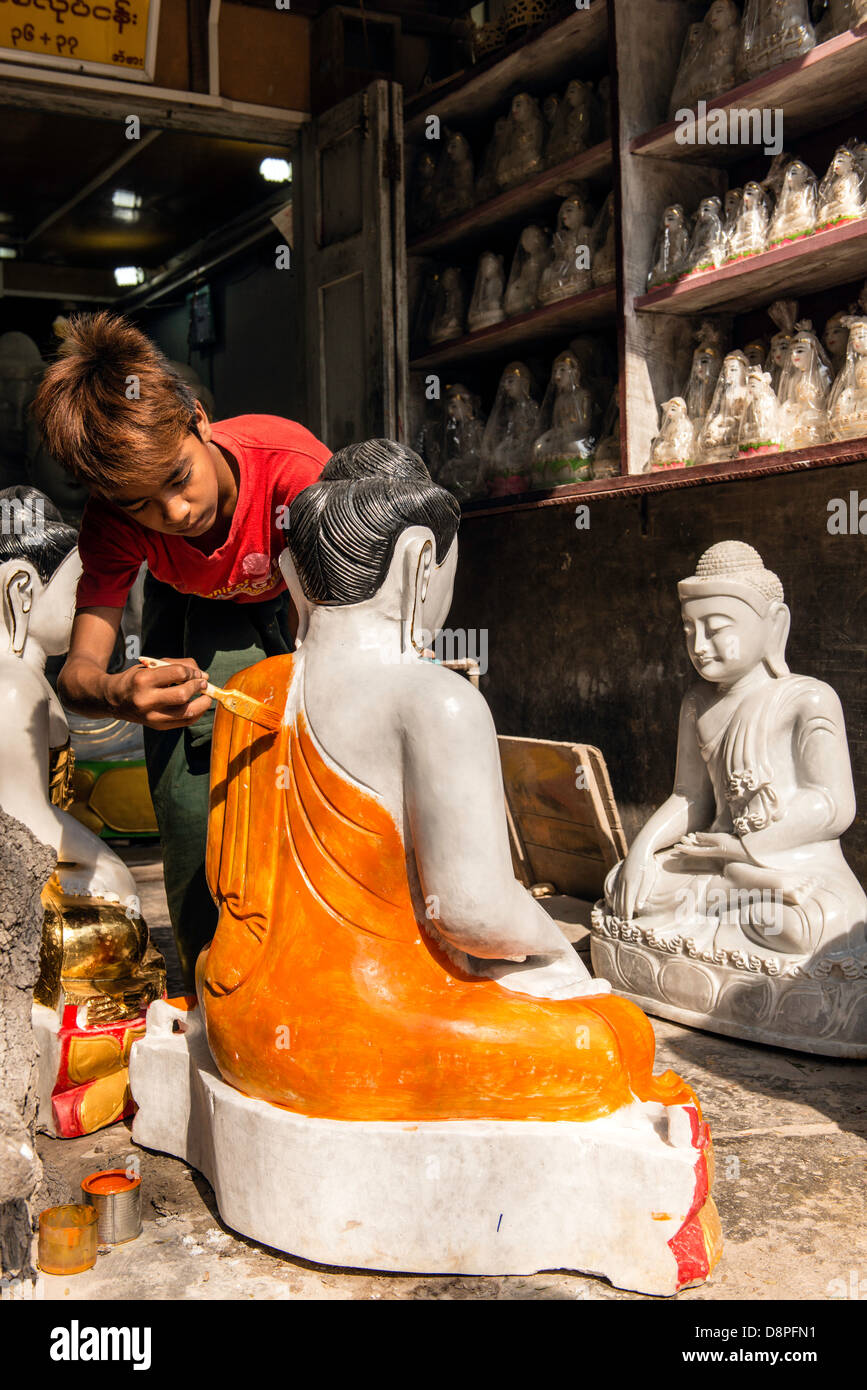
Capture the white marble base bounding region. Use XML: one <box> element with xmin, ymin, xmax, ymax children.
<box><xmin>129</xmin><ymin>1000</ymin><xmax>716</xmax><ymax>1296</ymax></box>
<box><xmin>591</xmin><ymin>907</ymin><xmax>867</xmax><ymax>1058</ymax></box>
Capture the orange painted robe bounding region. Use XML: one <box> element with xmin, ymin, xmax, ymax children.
<box><xmin>201</xmin><ymin>655</ymin><xmax>703</xmax><ymax>1128</ymax></box>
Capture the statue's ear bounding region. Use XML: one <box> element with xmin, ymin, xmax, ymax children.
<box><xmin>0</xmin><ymin>562</ymin><xmax>35</xmax><ymax>657</ymax></box>
<box><xmin>278</xmin><ymin>548</ymin><xmax>311</xmax><ymax>648</ymax></box>
<box><xmin>382</xmin><ymin>527</ymin><xmax>435</xmax><ymax>644</ymax></box>
<box><xmin>766</xmin><ymin>601</ymin><xmax>791</xmax><ymax>678</ymax></box>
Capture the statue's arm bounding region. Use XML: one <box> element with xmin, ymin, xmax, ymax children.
<box><xmin>402</xmin><ymin>670</ymin><xmax>582</xmax><ymax>965</ymax></box>
<box><xmin>630</xmin><ymin>690</ymin><xmax>714</xmax><ymax>858</ymax></box>
<box><xmin>744</xmin><ymin>683</ymin><xmax>857</xmax><ymax>858</ymax></box>
<box><xmin>609</xmin><ymin>690</ymin><xmax>714</xmax><ymax>920</ymax></box>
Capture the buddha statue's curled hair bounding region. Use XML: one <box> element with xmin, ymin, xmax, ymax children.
<box><xmin>286</xmin><ymin>438</ymin><xmax>461</xmax><ymax>605</ymax></box>
<box><xmin>0</xmin><ymin>485</ymin><xmax>78</xmax><ymax>581</ymax></box>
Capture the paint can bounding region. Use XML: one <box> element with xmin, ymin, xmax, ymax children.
<box><xmin>38</xmin><ymin>1204</ymin><xmax>99</xmax><ymax>1275</ymax></box>
<box><xmin>81</xmin><ymin>1168</ymin><xmax>142</xmax><ymax>1245</ymax></box>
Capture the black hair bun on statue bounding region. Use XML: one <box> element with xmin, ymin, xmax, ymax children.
<box><xmin>287</xmin><ymin>438</ymin><xmax>460</xmax><ymax>606</ymax></box>
<box><xmin>0</xmin><ymin>485</ymin><xmax>78</xmax><ymax>582</ymax></box>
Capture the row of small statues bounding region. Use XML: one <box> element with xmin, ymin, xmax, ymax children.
<box><xmin>649</xmin><ymin>304</ymin><xmax>867</xmax><ymax>467</ymax></box>
<box><xmin>410</xmin><ymin>79</ymin><xmax>610</xmax><ymax>235</ymax></box>
<box><xmin>667</xmin><ymin>0</ymin><xmax>861</xmax><ymax>119</ymax></box>
<box><xmin>416</xmin><ymin>353</ymin><xmax>620</xmax><ymax>499</ymax></box>
<box><xmin>647</xmin><ymin>143</ymin><xmax>867</xmax><ymax>289</ymax></box>
<box><xmin>425</xmin><ymin>193</ymin><xmax>614</xmax><ymax>346</ymax></box>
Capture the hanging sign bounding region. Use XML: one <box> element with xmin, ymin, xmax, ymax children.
<box><xmin>0</xmin><ymin>0</ymin><xmax>160</xmax><ymax>83</ymax></box>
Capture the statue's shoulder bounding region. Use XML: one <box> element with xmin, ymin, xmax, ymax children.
<box><xmin>396</xmin><ymin>658</ymin><xmax>494</xmax><ymax>732</ymax></box>
<box><xmin>780</xmin><ymin>673</ymin><xmax>845</xmax><ymax>721</ymax></box>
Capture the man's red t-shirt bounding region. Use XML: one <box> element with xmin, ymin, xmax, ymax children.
<box><xmin>76</xmin><ymin>415</ymin><xmax>330</xmax><ymax>609</ymax></box>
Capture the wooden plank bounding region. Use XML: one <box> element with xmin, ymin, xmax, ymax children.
<box><xmin>457</xmin><ymin>440</ymin><xmax>867</xmax><ymax>515</ymax></box>
<box><xmin>521</xmin><ymin>814</ymin><xmax>605</xmax><ymax>852</ymax></box>
<box><xmin>407</xmin><ymin>141</ymin><xmax>613</xmax><ymax>257</ymax></box>
<box><xmin>636</xmin><ymin>218</ymin><xmax>867</xmax><ymax>316</ymax></box>
<box><xmin>520</xmin><ymin>845</ymin><xmax>608</xmax><ymax>899</ymax></box>
<box><xmin>404</xmin><ymin>3</ymin><xmax>609</xmax><ymax>139</ymax></box>
<box><xmin>632</xmin><ymin>27</ymin><xmax>867</xmax><ymax>164</ymax></box>
<box><xmin>410</xmin><ymin>285</ymin><xmax>616</xmax><ymax>369</ymax></box>
<box><xmin>0</xmin><ymin>62</ymin><xmax>307</xmax><ymax>140</ymax></box>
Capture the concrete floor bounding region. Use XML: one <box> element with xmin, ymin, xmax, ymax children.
<box><xmin>34</xmin><ymin>844</ymin><xmax>867</xmax><ymax>1302</ymax></box>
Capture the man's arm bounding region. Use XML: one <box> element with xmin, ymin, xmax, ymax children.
<box><xmin>59</xmin><ymin>606</ymin><xmax>213</xmax><ymax>729</ymax></box>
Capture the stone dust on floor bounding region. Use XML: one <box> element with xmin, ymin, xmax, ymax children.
<box><xmin>32</xmin><ymin>842</ymin><xmax>867</xmax><ymax>1302</ymax></box>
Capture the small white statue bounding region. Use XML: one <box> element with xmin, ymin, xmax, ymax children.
<box><xmin>767</xmin><ymin>298</ymin><xmax>799</xmax><ymax>395</ymax></box>
<box><xmin>647</xmin><ymin>205</ymin><xmax>691</xmax><ymax>288</ymax></box>
<box><xmin>435</xmin><ymin>383</ymin><xmax>487</xmax><ymax>500</ymax></box>
<box><xmin>504</xmin><ymin>224</ymin><xmax>550</xmax><ymax>316</ymax></box>
<box><xmin>594</xmin><ymin>540</ymin><xmax>867</xmax><ymax>1057</ymax></box>
<box><xmin>777</xmin><ymin>320</ymin><xmax>830</xmax><ymax>448</ymax></box>
<box><xmin>592</xmin><ymin>385</ymin><xmax>621</xmax><ymax>478</ymax></box>
<box><xmin>668</xmin><ymin>0</ymin><xmax>741</xmax><ymax>118</ymax></box>
<box><xmin>480</xmin><ymin>361</ymin><xmax>540</xmax><ymax>495</ymax></box>
<box><xmin>590</xmin><ymin>191</ymin><xmax>616</xmax><ymax>287</ymax></box>
<box><xmin>698</xmin><ymin>349</ymin><xmax>750</xmax><ymax>463</ymax></box>
<box><xmin>683</xmin><ymin>320</ymin><xmax>726</xmax><ymax>432</ymax></box>
<box><xmin>530</xmin><ymin>351</ymin><xmax>595</xmax><ymax>486</ymax></box>
<box><xmin>817</xmin><ymin>144</ymin><xmax>867</xmax><ymax>228</ymax></box>
<box><xmin>496</xmin><ymin>92</ymin><xmax>545</xmax><ymax>190</ymax></box>
<box><xmin>726</xmin><ymin>180</ymin><xmax>771</xmax><ymax>260</ymax></box>
<box><xmin>768</xmin><ymin>159</ymin><xmax>818</xmax><ymax>244</ymax></box>
<box><xmin>739</xmin><ymin>0</ymin><xmax>816</xmax><ymax>80</ymax></box>
<box><xmin>738</xmin><ymin>367</ymin><xmax>783</xmax><ymax>454</ymax></box>
<box><xmin>684</xmin><ymin>196</ymin><xmax>727</xmax><ymax>274</ymax></box>
<box><xmin>722</xmin><ymin>188</ymin><xmax>743</xmax><ymax>245</ymax></box>
<box><xmin>649</xmin><ymin>397</ymin><xmax>696</xmax><ymax>469</ymax></box>
<box><xmin>827</xmin><ymin>315</ymin><xmax>867</xmax><ymax>439</ymax></box>
<box><xmin>743</xmin><ymin>339</ymin><xmax>768</xmax><ymax>370</ymax></box>
<box><xmin>544</xmin><ymin>80</ymin><xmax>593</xmax><ymax>167</ymax></box>
<box><xmin>823</xmin><ymin>309</ymin><xmax>851</xmax><ymax>377</ymax></box>
<box><xmin>467</xmin><ymin>252</ymin><xmax>506</xmax><ymax>332</ymax></box>
<box><xmin>429</xmin><ymin>268</ymin><xmax>466</xmax><ymax>345</ymax></box>
<box><xmin>537</xmin><ymin>194</ymin><xmax>594</xmax><ymax>304</ymax></box>
<box><xmin>435</xmin><ymin>132</ymin><xmax>475</xmax><ymax>222</ymax></box>
<box><xmin>475</xmin><ymin>116</ymin><xmax>510</xmax><ymax>204</ymax></box>
<box><xmin>409</xmin><ymin>149</ymin><xmax>439</xmax><ymax>234</ymax></box>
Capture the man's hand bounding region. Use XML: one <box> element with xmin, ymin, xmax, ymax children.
<box><xmin>105</xmin><ymin>659</ymin><xmax>212</xmax><ymax>729</ymax></box>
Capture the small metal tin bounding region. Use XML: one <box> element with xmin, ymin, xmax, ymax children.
<box><xmin>38</xmin><ymin>1204</ymin><xmax>99</xmax><ymax>1275</ymax></box>
<box><xmin>81</xmin><ymin>1168</ymin><xmax>142</xmax><ymax>1245</ymax></box>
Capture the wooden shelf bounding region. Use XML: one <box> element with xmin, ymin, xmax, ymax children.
<box><xmin>404</xmin><ymin>2</ymin><xmax>609</xmax><ymax>140</ymax></box>
<box><xmin>410</xmin><ymin>284</ymin><xmax>616</xmax><ymax>369</ymax></box>
<box><xmin>635</xmin><ymin>217</ymin><xmax>867</xmax><ymax>315</ymax></box>
<box><xmin>630</xmin><ymin>27</ymin><xmax>867</xmax><ymax>165</ymax></box>
<box><xmin>407</xmin><ymin>141</ymin><xmax>613</xmax><ymax>257</ymax></box>
<box><xmin>459</xmin><ymin>437</ymin><xmax>867</xmax><ymax>517</ymax></box>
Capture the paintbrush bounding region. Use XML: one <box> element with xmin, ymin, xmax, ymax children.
<box><xmin>138</xmin><ymin>656</ymin><xmax>281</xmax><ymax>733</ymax></box>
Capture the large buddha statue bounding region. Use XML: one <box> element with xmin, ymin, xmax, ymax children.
<box><xmin>593</xmin><ymin>541</ymin><xmax>867</xmax><ymax>1056</ymax></box>
<box><xmin>0</xmin><ymin>486</ymin><xmax>164</xmax><ymax>1136</ymax></box>
<box><xmin>131</xmin><ymin>442</ymin><xmax>721</xmax><ymax>1295</ymax></box>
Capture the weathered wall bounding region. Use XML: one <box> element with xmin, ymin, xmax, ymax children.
<box><xmin>0</xmin><ymin>811</ymin><xmax>54</xmax><ymax>1284</ymax></box>
<box><xmin>449</xmin><ymin>460</ymin><xmax>867</xmax><ymax>881</ymax></box>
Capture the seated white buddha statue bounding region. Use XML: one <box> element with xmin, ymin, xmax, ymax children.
<box><xmin>0</xmin><ymin>486</ymin><xmax>164</xmax><ymax>1135</ymax></box>
<box><xmin>604</xmin><ymin>541</ymin><xmax>866</xmax><ymax>965</ymax></box>
<box><xmin>197</xmin><ymin>442</ymin><xmax>719</xmax><ymax>1135</ymax></box>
